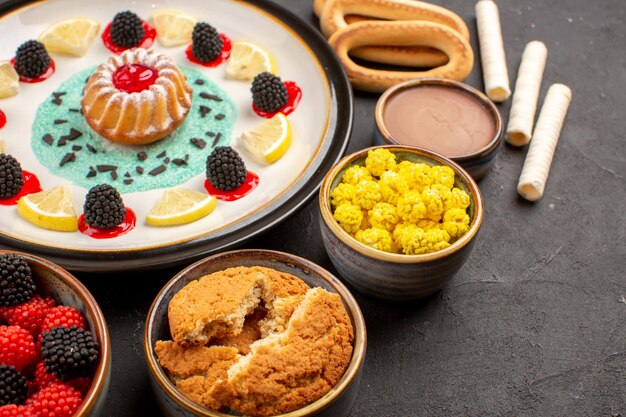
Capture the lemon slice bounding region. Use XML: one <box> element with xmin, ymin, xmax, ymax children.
<box><xmin>0</xmin><ymin>139</ymin><xmax>5</xmax><ymax>153</ymax></box>
<box><xmin>0</xmin><ymin>61</ymin><xmax>19</xmax><ymax>99</ymax></box>
<box><xmin>239</xmin><ymin>113</ymin><xmax>292</xmax><ymax>164</ymax></box>
<box><xmin>17</xmin><ymin>185</ymin><xmax>78</xmax><ymax>232</ymax></box>
<box><xmin>39</xmin><ymin>17</ymin><xmax>101</xmax><ymax>57</ymax></box>
<box><xmin>150</xmin><ymin>10</ymin><xmax>197</xmax><ymax>47</ymax></box>
<box><xmin>226</xmin><ymin>41</ymin><xmax>276</xmax><ymax>80</ymax></box>
<box><xmin>146</xmin><ymin>188</ymin><xmax>217</xmax><ymax>226</ymax></box>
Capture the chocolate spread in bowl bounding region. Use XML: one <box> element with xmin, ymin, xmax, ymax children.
<box><xmin>383</xmin><ymin>84</ymin><xmax>496</xmax><ymax>157</ymax></box>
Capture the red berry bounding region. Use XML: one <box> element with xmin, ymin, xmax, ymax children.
<box><xmin>32</xmin><ymin>362</ymin><xmax>91</xmax><ymax>396</ymax></box>
<box><xmin>26</xmin><ymin>383</ymin><xmax>82</xmax><ymax>417</ymax></box>
<box><xmin>0</xmin><ymin>404</ymin><xmax>32</xmax><ymax>417</ymax></box>
<box><xmin>40</xmin><ymin>306</ymin><xmax>85</xmax><ymax>334</ymax></box>
<box><xmin>33</xmin><ymin>362</ymin><xmax>56</xmax><ymax>390</ymax></box>
<box><xmin>0</xmin><ymin>325</ymin><xmax>36</xmax><ymax>371</ymax></box>
<box><xmin>0</xmin><ymin>296</ymin><xmax>56</xmax><ymax>338</ymax></box>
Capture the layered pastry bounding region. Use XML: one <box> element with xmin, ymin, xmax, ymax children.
<box><xmin>81</xmin><ymin>48</ymin><xmax>192</xmax><ymax>145</ymax></box>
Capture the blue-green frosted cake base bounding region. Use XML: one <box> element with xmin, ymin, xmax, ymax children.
<box><xmin>31</xmin><ymin>66</ymin><xmax>237</xmax><ymax>193</ymax></box>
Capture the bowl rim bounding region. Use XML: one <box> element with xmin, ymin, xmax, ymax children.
<box><xmin>0</xmin><ymin>250</ymin><xmax>110</xmax><ymax>416</ymax></box>
<box><xmin>143</xmin><ymin>249</ymin><xmax>367</xmax><ymax>417</ymax></box>
<box><xmin>374</xmin><ymin>77</ymin><xmax>503</xmax><ymax>161</ymax></box>
<box><xmin>319</xmin><ymin>145</ymin><xmax>484</xmax><ymax>264</ymax></box>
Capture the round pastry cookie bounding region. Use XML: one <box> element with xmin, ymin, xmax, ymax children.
<box><xmin>167</xmin><ymin>266</ymin><xmax>309</xmax><ymax>345</ymax></box>
<box><xmin>157</xmin><ymin>266</ymin><xmax>355</xmax><ymax>416</ymax></box>
<box><xmin>154</xmin><ymin>342</ymin><xmax>240</xmax><ymax>410</ymax></box>
<box><xmin>211</xmin><ymin>287</ymin><xmax>354</xmax><ymax>417</ymax></box>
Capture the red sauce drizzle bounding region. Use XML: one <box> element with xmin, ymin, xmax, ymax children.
<box><xmin>112</xmin><ymin>64</ymin><xmax>158</xmax><ymax>93</ymax></box>
<box><xmin>10</xmin><ymin>58</ymin><xmax>55</xmax><ymax>83</ymax></box>
<box><xmin>78</xmin><ymin>208</ymin><xmax>136</xmax><ymax>239</ymax></box>
<box><xmin>253</xmin><ymin>81</ymin><xmax>302</xmax><ymax>118</ymax></box>
<box><xmin>0</xmin><ymin>110</ymin><xmax>5</xmax><ymax>129</ymax></box>
<box><xmin>185</xmin><ymin>33</ymin><xmax>232</xmax><ymax>67</ymax></box>
<box><xmin>101</xmin><ymin>21</ymin><xmax>156</xmax><ymax>54</ymax></box>
<box><xmin>204</xmin><ymin>172</ymin><xmax>259</xmax><ymax>201</ymax></box>
<box><xmin>0</xmin><ymin>171</ymin><xmax>42</xmax><ymax>206</ymax></box>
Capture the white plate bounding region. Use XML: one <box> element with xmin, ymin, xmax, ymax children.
<box><xmin>0</xmin><ymin>0</ymin><xmax>352</xmax><ymax>271</ymax></box>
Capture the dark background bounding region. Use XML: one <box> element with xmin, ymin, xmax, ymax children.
<box><xmin>33</xmin><ymin>0</ymin><xmax>626</xmax><ymax>415</ymax></box>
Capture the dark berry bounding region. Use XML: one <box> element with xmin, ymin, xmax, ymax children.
<box><xmin>13</xmin><ymin>40</ymin><xmax>50</xmax><ymax>79</ymax></box>
<box><xmin>0</xmin><ymin>154</ymin><xmax>23</xmax><ymax>199</ymax></box>
<box><xmin>251</xmin><ymin>72</ymin><xmax>288</xmax><ymax>113</ymax></box>
<box><xmin>83</xmin><ymin>184</ymin><xmax>126</xmax><ymax>229</ymax></box>
<box><xmin>0</xmin><ymin>254</ymin><xmax>35</xmax><ymax>307</ymax></box>
<box><xmin>191</xmin><ymin>22</ymin><xmax>223</xmax><ymax>62</ymax></box>
<box><xmin>0</xmin><ymin>365</ymin><xmax>27</xmax><ymax>406</ymax></box>
<box><xmin>110</xmin><ymin>11</ymin><xmax>145</xmax><ymax>48</ymax></box>
<box><xmin>206</xmin><ymin>146</ymin><xmax>247</xmax><ymax>191</ymax></box>
<box><xmin>40</xmin><ymin>326</ymin><xmax>99</xmax><ymax>381</ymax></box>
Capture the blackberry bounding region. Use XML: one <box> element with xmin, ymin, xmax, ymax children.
<box><xmin>110</xmin><ymin>11</ymin><xmax>145</xmax><ymax>48</ymax></box>
<box><xmin>251</xmin><ymin>72</ymin><xmax>288</xmax><ymax>113</ymax></box>
<box><xmin>0</xmin><ymin>154</ymin><xmax>23</xmax><ymax>199</ymax></box>
<box><xmin>41</xmin><ymin>326</ymin><xmax>99</xmax><ymax>381</ymax></box>
<box><xmin>191</xmin><ymin>22</ymin><xmax>223</xmax><ymax>62</ymax></box>
<box><xmin>13</xmin><ymin>40</ymin><xmax>51</xmax><ymax>79</ymax></box>
<box><xmin>0</xmin><ymin>254</ymin><xmax>35</xmax><ymax>307</ymax></box>
<box><xmin>83</xmin><ymin>184</ymin><xmax>126</xmax><ymax>229</ymax></box>
<box><xmin>0</xmin><ymin>365</ymin><xmax>28</xmax><ymax>406</ymax></box>
<box><xmin>206</xmin><ymin>146</ymin><xmax>247</xmax><ymax>191</ymax></box>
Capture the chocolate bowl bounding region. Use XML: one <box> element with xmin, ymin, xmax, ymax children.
<box><xmin>374</xmin><ymin>78</ymin><xmax>503</xmax><ymax>180</ymax></box>
<box><xmin>0</xmin><ymin>250</ymin><xmax>111</xmax><ymax>417</ymax></box>
<box><xmin>318</xmin><ymin>145</ymin><xmax>484</xmax><ymax>300</ymax></box>
<box><xmin>144</xmin><ymin>249</ymin><xmax>366</xmax><ymax>417</ymax></box>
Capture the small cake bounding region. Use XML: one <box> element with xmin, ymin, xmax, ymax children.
<box><xmin>81</xmin><ymin>48</ymin><xmax>192</xmax><ymax>145</ymax></box>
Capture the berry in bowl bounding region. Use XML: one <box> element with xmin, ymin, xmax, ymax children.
<box><xmin>319</xmin><ymin>146</ymin><xmax>484</xmax><ymax>300</ymax></box>
<box><xmin>0</xmin><ymin>251</ymin><xmax>110</xmax><ymax>417</ymax></box>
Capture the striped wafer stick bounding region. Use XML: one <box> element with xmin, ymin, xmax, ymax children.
<box><xmin>476</xmin><ymin>0</ymin><xmax>510</xmax><ymax>102</ymax></box>
<box><xmin>517</xmin><ymin>84</ymin><xmax>572</xmax><ymax>202</ymax></box>
<box><xmin>506</xmin><ymin>41</ymin><xmax>548</xmax><ymax>146</ymax></box>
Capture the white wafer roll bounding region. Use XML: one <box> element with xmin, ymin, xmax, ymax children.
<box><xmin>517</xmin><ymin>84</ymin><xmax>572</xmax><ymax>202</ymax></box>
<box><xmin>475</xmin><ymin>0</ymin><xmax>511</xmax><ymax>102</ymax></box>
<box><xmin>506</xmin><ymin>41</ymin><xmax>548</xmax><ymax>146</ymax></box>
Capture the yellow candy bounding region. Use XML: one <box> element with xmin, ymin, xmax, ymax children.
<box><xmin>365</xmin><ymin>148</ymin><xmax>396</xmax><ymax>177</ymax></box>
<box><xmin>333</xmin><ymin>203</ymin><xmax>363</xmax><ymax>234</ymax></box>
<box><xmin>398</xmin><ymin>161</ymin><xmax>433</xmax><ymax>191</ymax></box>
<box><xmin>394</xmin><ymin>224</ymin><xmax>451</xmax><ymax>255</ymax></box>
<box><xmin>421</xmin><ymin>188</ymin><xmax>444</xmax><ymax>222</ymax></box>
<box><xmin>368</xmin><ymin>202</ymin><xmax>399</xmax><ymax>231</ymax></box>
<box><xmin>442</xmin><ymin>208</ymin><xmax>470</xmax><ymax>241</ymax></box>
<box><xmin>443</xmin><ymin>187</ymin><xmax>471</xmax><ymax>212</ymax></box>
<box><xmin>331</xmin><ymin>183</ymin><xmax>355</xmax><ymax>208</ymax></box>
<box><xmin>430</xmin><ymin>165</ymin><xmax>455</xmax><ymax>189</ymax></box>
<box><xmin>397</xmin><ymin>190</ymin><xmax>426</xmax><ymax>223</ymax></box>
<box><xmin>342</xmin><ymin>165</ymin><xmax>372</xmax><ymax>185</ymax></box>
<box><xmin>353</xmin><ymin>180</ymin><xmax>383</xmax><ymax>210</ymax></box>
<box><xmin>355</xmin><ymin>227</ymin><xmax>395</xmax><ymax>252</ymax></box>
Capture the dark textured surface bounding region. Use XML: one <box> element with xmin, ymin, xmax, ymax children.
<box><xmin>69</xmin><ymin>0</ymin><xmax>626</xmax><ymax>415</ymax></box>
